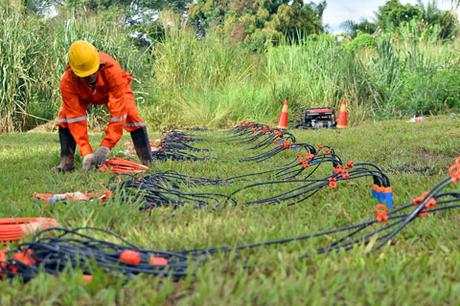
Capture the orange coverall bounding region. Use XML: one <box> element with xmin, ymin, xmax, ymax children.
<box><xmin>56</xmin><ymin>52</ymin><xmax>145</xmax><ymax>157</ymax></box>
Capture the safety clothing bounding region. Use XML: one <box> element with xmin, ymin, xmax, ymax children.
<box><xmin>51</xmin><ymin>127</ymin><xmax>76</xmax><ymax>173</ymax></box>
<box><xmin>130</xmin><ymin>127</ymin><xmax>153</xmax><ymax>165</ymax></box>
<box><xmin>68</xmin><ymin>41</ymin><xmax>100</xmax><ymax>78</ymax></box>
<box><xmin>56</xmin><ymin>52</ymin><xmax>146</xmax><ymax>157</ymax></box>
<box><xmin>82</xmin><ymin>146</ymin><xmax>110</xmax><ymax>171</ymax></box>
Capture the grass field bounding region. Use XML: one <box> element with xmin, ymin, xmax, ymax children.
<box><xmin>0</xmin><ymin>116</ymin><xmax>459</xmax><ymax>305</ymax></box>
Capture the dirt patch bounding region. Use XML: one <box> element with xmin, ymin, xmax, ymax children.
<box><xmin>417</xmin><ymin>149</ymin><xmax>457</xmax><ymax>160</ymax></box>
<box><xmin>387</xmin><ymin>164</ymin><xmax>440</xmax><ymax>175</ymax></box>
<box><xmin>27</xmin><ymin>121</ymin><xmax>57</xmax><ymax>133</ymax></box>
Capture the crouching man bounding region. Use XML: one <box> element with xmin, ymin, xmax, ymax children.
<box><xmin>53</xmin><ymin>40</ymin><xmax>152</xmax><ymax>172</ymax></box>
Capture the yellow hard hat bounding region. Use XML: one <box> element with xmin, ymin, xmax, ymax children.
<box><xmin>68</xmin><ymin>40</ymin><xmax>100</xmax><ymax>77</ymax></box>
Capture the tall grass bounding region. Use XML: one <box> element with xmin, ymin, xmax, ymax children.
<box><xmin>0</xmin><ymin>3</ymin><xmax>146</xmax><ymax>132</ymax></box>
<box><xmin>1</xmin><ymin>3</ymin><xmax>459</xmax><ymax>131</ymax></box>
<box><xmin>150</xmin><ymin>29</ymin><xmax>460</xmax><ymax>127</ymax></box>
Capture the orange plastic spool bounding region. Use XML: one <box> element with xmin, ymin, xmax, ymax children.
<box><xmin>99</xmin><ymin>158</ymin><xmax>149</xmax><ymax>175</ymax></box>
<box><xmin>0</xmin><ymin>218</ymin><xmax>60</xmax><ymax>243</ymax></box>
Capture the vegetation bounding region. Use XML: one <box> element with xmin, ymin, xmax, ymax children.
<box><xmin>1</xmin><ymin>1</ymin><xmax>459</xmax><ymax>131</ymax></box>
<box><xmin>1</xmin><ymin>1</ymin><xmax>459</xmax><ymax>304</ymax></box>
<box><xmin>0</xmin><ymin>116</ymin><xmax>459</xmax><ymax>304</ymax></box>
<box><xmin>343</xmin><ymin>0</ymin><xmax>459</xmax><ymax>40</ymax></box>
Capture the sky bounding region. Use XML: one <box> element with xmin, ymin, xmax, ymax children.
<box><xmin>322</xmin><ymin>0</ymin><xmax>455</xmax><ymax>33</ymax></box>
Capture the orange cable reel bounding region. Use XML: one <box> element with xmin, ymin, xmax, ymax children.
<box><xmin>99</xmin><ymin>158</ymin><xmax>148</xmax><ymax>175</ymax></box>
<box><xmin>0</xmin><ymin>218</ymin><xmax>60</xmax><ymax>243</ymax></box>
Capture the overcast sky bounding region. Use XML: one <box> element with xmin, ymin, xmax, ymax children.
<box><xmin>322</xmin><ymin>0</ymin><xmax>455</xmax><ymax>33</ymax></box>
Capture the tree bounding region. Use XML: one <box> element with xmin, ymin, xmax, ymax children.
<box><xmin>375</xmin><ymin>0</ymin><xmax>458</xmax><ymax>40</ymax></box>
<box><xmin>417</xmin><ymin>0</ymin><xmax>458</xmax><ymax>39</ymax></box>
<box><xmin>341</xmin><ymin>18</ymin><xmax>377</xmax><ymax>38</ymax></box>
<box><xmin>376</xmin><ymin>0</ymin><xmax>423</xmax><ymax>31</ymax></box>
<box><xmin>188</xmin><ymin>0</ymin><xmax>325</xmax><ymax>50</ymax></box>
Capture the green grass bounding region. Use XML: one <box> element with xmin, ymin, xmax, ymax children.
<box><xmin>0</xmin><ymin>116</ymin><xmax>459</xmax><ymax>305</ymax></box>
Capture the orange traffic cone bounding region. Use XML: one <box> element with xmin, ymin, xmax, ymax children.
<box><xmin>337</xmin><ymin>99</ymin><xmax>348</xmax><ymax>128</ymax></box>
<box><xmin>277</xmin><ymin>99</ymin><xmax>289</xmax><ymax>129</ymax></box>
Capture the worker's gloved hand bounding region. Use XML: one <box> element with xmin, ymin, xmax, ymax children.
<box><xmin>82</xmin><ymin>153</ymin><xmax>96</xmax><ymax>171</ymax></box>
<box><xmin>93</xmin><ymin>146</ymin><xmax>110</xmax><ymax>165</ymax></box>
<box><xmin>82</xmin><ymin>147</ymin><xmax>110</xmax><ymax>171</ymax></box>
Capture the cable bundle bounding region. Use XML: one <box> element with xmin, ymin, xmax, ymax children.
<box><xmin>110</xmin><ymin>174</ymin><xmax>235</xmax><ymax>209</ymax></box>
<box><xmin>227</xmin><ymin>121</ymin><xmax>393</xmax><ymax>207</ymax></box>
<box><xmin>0</xmin><ymin>227</ymin><xmax>196</xmax><ymax>282</ymax></box>
<box><xmin>185</xmin><ymin>159</ymin><xmax>460</xmax><ymax>257</ymax></box>
<box><xmin>158</xmin><ymin>131</ymin><xmax>209</xmax><ymax>153</ymax></box>
<box><xmin>152</xmin><ymin>130</ymin><xmax>209</xmax><ymax>161</ymax></box>
<box><xmin>4</xmin><ymin>159</ymin><xmax>458</xmax><ymax>282</ymax></box>
<box><xmin>227</xmin><ymin>161</ymin><xmax>391</xmax><ymax>206</ymax></box>
<box><xmin>123</xmin><ymin>130</ymin><xmax>209</xmax><ymax>161</ymax></box>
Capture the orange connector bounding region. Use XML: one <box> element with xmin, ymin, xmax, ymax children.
<box><xmin>12</xmin><ymin>249</ymin><xmax>35</xmax><ymax>266</ymax></box>
<box><xmin>375</xmin><ymin>204</ymin><xmax>388</xmax><ymax>223</ymax></box>
<box><xmin>346</xmin><ymin>161</ymin><xmax>354</xmax><ymax>169</ymax></box>
<box><xmin>149</xmin><ymin>256</ymin><xmax>168</xmax><ymax>266</ymax></box>
<box><xmin>449</xmin><ymin>162</ymin><xmax>460</xmax><ymax>184</ymax></box>
<box><xmin>119</xmin><ymin>250</ymin><xmax>142</xmax><ymax>265</ymax></box>
<box><xmin>328</xmin><ymin>178</ymin><xmax>337</xmax><ymax>188</ymax></box>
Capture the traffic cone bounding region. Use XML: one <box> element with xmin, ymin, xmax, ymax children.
<box><xmin>277</xmin><ymin>99</ymin><xmax>289</xmax><ymax>129</ymax></box>
<box><xmin>336</xmin><ymin>98</ymin><xmax>348</xmax><ymax>128</ymax></box>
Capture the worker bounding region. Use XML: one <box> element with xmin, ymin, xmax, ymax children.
<box><xmin>52</xmin><ymin>40</ymin><xmax>152</xmax><ymax>172</ymax></box>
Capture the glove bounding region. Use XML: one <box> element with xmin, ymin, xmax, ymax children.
<box><xmin>93</xmin><ymin>146</ymin><xmax>110</xmax><ymax>165</ymax></box>
<box><xmin>82</xmin><ymin>153</ymin><xmax>96</xmax><ymax>171</ymax></box>
<box><xmin>82</xmin><ymin>146</ymin><xmax>110</xmax><ymax>171</ymax></box>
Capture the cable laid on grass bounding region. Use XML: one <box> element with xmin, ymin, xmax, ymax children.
<box><xmin>3</xmin><ymin>158</ymin><xmax>459</xmax><ymax>282</ymax></box>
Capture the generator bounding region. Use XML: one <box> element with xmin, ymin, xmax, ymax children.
<box><xmin>295</xmin><ymin>107</ymin><xmax>336</xmax><ymax>129</ymax></box>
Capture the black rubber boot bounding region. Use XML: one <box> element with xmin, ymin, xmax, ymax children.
<box><xmin>51</xmin><ymin>127</ymin><xmax>76</xmax><ymax>173</ymax></box>
<box><xmin>130</xmin><ymin>127</ymin><xmax>153</xmax><ymax>165</ymax></box>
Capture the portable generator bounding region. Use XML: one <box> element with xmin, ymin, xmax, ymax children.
<box><xmin>295</xmin><ymin>107</ymin><xmax>336</xmax><ymax>129</ymax></box>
